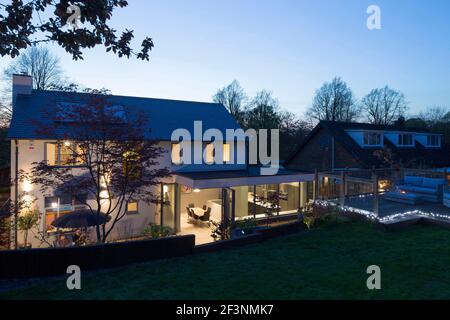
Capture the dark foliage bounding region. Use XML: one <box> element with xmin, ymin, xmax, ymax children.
<box><xmin>0</xmin><ymin>0</ymin><xmax>154</xmax><ymax>60</ymax></box>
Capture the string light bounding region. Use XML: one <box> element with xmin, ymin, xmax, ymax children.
<box><xmin>314</xmin><ymin>198</ymin><xmax>450</xmax><ymax>224</ymax></box>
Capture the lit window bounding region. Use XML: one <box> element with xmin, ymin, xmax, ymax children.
<box><xmin>363</xmin><ymin>132</ymin><xmax>382</xmax><ymax>146</ymax></box>
<box><xmin>223</xmin><ymin>143</ymin><xmax>231</xmax><ymax>163</ymax></box>
<box><xmin>45</xmin><ymin>142</ymin><xmax>84</xmax><ymax>166</ymax></box>
<box><xmin>398</xmin><ymin>134</ymin><xmax>413</xmax><ymax>146</ymax></box>
<box><xmin>205</xmin><ymin>143</ymin><xmax>215</xmax><ymax>164</ymax></box>
<box><xmin>46</xmin><ymin>143</ymin><xmax>57</xmax><ymax>166</ymax></box>
<box><xmin>44</xmin><ymin>195</ymin><xmax>87</xmax><ymax>232</ymax></box>
<box><xmin>127</xmin><ymin>202</ymin><xmax>138</xmax><ymax>214</ymax></box>
<box><xmin>171</xmin><ymin>143</ymin><xmax>183</xmax><ymax>165</ymax></box>
<box><xmin>123</xmin><ymin>150</ymin><xmax>141</xmax><ymax>179</ymax></box>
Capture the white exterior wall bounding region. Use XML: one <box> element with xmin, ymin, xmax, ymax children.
<box><xmin>11</xmin><ymin>139</ymin><xmax>247</xmax><ymax>248</ymax></box>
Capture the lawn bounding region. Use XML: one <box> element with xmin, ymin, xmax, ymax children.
<box><xmin>2</xmin><ymin>220</ymin><xmax>450</xmax><ymax>300</ymax></box>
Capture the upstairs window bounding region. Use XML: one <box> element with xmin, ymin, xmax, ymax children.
<box><xmin>45</xmin><ymin>142</ymin><xmax>85</xmax><ymax>166</ymax></box>
<box><xmin>205</xmin><ymin>143</ymin><xmax>231</xmax><ymax>164</ymax></box>
<box><xmin>427</xmin><ymin>135</ymin><xmax>440</xmax><ymax>146</ymax></box>
<box><xmin>223</xmin><ymin>143</ymin><xmax>231</xmax><ymax>163</ymax></box>
<box><xmin>398</xmin><ymin>134</ymin><xmax>413</xmax><ymax>146</ymax></box>
<box><xmin>363</xmin><ymin>132</ymin><xmax>382</xmax><ymax>146</ymax></box>
<box><xmin>205</xmin><ymin>143</ymin><xmax>215</xmax><ymax>164</ymax></box>
<box><xmin>171</xmin><ymin>143</ymin><xmax>183</xmax><ymax>165</ymax></box>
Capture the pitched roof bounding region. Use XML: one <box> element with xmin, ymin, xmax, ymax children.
<box><xmin>8</xmin><ymin>90</ymin><xmax>242</xmax><ymax>140</ymax></box>
<box><xmin>286</xmin><ymin>121</ymin><xmax>450</xmax><ymax>168</ymax></box>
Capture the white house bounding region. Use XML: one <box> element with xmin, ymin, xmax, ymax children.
<box><xmin>8</xmin><ymin>74</ymin><xmax>314</xmax><ymax>247</ymax></box>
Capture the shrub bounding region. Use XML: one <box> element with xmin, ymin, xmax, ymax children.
<box><xmin>235</xmin><ymin>218</ymin><xmax>258</xmax><ymax>235</ymax></box>
<box><xmin>303</xmin><ymin>202</ymin><xmax>350</xmax><ymax>229</ymax></box>
<box><xmin>142</xmin><ymin>223</ymin><xmax>173</xmax><ymax>239</ymax></box>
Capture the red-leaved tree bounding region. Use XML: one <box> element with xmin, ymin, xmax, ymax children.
<box><xmin>23</xmin><ymin>94</ymin><xmax>170</xmax><ymax>243</ymax></box>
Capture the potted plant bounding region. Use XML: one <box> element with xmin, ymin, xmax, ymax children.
<box><xmin>17</xmin><ymin>209</ymin><xmax>39</xmax><ymax>249</ymax></box>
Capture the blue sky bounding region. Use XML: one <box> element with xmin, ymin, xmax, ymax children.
<box><xmin>1</xmin><ymin>0</ymin><xmax>449</xmax><ymax>116</ymax></box>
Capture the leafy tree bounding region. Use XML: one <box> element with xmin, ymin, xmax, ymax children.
<box><xmin>213</xmin><ymin>80</ymin><xmax>247</xmax><ymax>126</ymax></box>
<box><xmin>23</xmin><ymin>94</ymin><xmax>170</xmax><ymax>243</ymax></box>
<box><xmin>307</xmin><ymin>77</ymin><xmax>359</xmax><ymax>123</ymax></box>
<box><xmin>361</xmin><ymin>86</ymin><xmax>408</xmax><ymax>125</ymax></box>
<box><xmin>0</xmin><ymin>0</ymin><xmax>154</xmax><ymax>60</ymax></box>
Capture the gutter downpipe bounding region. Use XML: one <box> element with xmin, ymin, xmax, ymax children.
<box><xmin>14</xmin><ymin>139</ymin><xmax>19</xmax><ymax>250</ymax></box>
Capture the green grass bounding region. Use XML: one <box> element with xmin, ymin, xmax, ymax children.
<box><xmin>2</xmin><ymin>221</ymin><xmax>450</xmax><ymax>300</ymax></box>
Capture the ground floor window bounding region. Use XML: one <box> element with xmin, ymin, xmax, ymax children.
<box><xmin>126</xmin><ymin>201</ymin><xmax>139</xmax><ymax>215</ymax></box>
<box><xmin>44</xmin><ymin>195</ymin><xmax>87</xmax><ymax>232</ymax></box>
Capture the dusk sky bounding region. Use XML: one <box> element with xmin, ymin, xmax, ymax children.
<box><xmin>1</xmin><ymin>0</ymin><xmax>449</xmax><ymax>116</ymax></box>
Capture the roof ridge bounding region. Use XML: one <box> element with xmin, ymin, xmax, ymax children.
<box><xmin>32</xmin><ymin>89</ymin><xmax>221</xmax><ymax>106</ymax></box>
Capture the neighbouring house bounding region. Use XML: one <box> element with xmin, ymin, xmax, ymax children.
<box><xmin>286</xmin><ymin>121</ymin><xmax>450</xmax><ymax>172</ymax></box>
<box><xmin>8</xmin><ymin>74</ymin><xmax>314</xmax><ymax>248</ymax></box>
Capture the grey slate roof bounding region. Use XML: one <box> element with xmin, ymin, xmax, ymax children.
<box><xmin>286</xmin><ymin>121</ymin><xmax>450</xmax><ymax>168</ymax></box>
<box><xmin>8</xmin><ymin>90</ymin><xmax>242</xmax><ymax>140</ymax></box>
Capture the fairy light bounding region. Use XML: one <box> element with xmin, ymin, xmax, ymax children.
<box><xmin>314</xmin><ymin>199</ymin><xmax>450</xmax><ymax>224</ymax></box>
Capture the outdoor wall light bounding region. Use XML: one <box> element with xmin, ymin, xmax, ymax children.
<box><xmin>193</xmin><ymin>189</ymin><xmax>201</xmax><ymax>193</ymax></box>
<box><xmin>100</xmin><ymin>190</ymin><xmax>110</xmax><ymax>199</ymax></box>
<box><xmin>51</xmin><ymin>202</ymin><xmax>58</xmax><ymax>208</ymax></box>
<box><xmin>64</xmin><ymin>141</ymin><xmax>71</xmax><ymax>147</ymax></box>
<box><xmin>22</xmin><ymin>179</ymin><xmax>32</xmax><ymax>193</ymax></box>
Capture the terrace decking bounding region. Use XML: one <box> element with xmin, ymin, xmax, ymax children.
<box><xmin>343</xmin><ymin>194</ymin><xmax>450</xmax><ymax>218</ymax></box>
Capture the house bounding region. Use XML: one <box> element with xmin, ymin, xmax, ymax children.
<box><xmin>286</xmin><ymin>121</ymin><xmax>450</xmax><ymax>172</ymax></box>
<box><xmin>8</xmin><ymin>74</ymin><xmax>314</xmax><ymax>247</ymax></box>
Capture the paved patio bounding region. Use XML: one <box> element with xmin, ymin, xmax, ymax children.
<box><xmin>343</xmin><ymin>194</ymin><xmax>450</xmax><ymax>218</ymax></box>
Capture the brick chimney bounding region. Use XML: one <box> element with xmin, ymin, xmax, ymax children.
<box><xmin>12</xmin><ymin>74</ymin><xmax>33</xmax><ymax>107</ymax></box>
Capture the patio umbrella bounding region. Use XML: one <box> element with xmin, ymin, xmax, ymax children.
<box><xmin>51</xmin><ymin>210</ymin><xmax>110</xmax><ymax>229</ymax></box>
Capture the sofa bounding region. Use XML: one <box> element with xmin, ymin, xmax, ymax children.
<box><xmin>444</xmin><ymin>187</ymin><xmax>450</xmax><ymax>208</ymax></box>
<box><xmin>395</xmin><ymin>176</ymin><xmax>446</xmax><ymax>203</ymax></box>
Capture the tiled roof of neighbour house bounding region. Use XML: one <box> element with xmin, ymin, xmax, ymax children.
<box><xmin>286</xmin><ymin>121</ymin><xmax>450</xmax><ymax>168</ymax></box>
<box><xmin>8</xmin><ymin>90</ymin><xmax>243</xmax><ymax>140</ymax></box>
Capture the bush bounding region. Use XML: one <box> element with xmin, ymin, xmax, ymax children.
<box><xmin>142</xmin><ymin>223</ymin><xmax>173</xmax><ymax>239</ymax></box>
<box><xmin>303</xmin><ymin>202</ymin><xmax>350</xmax><ymax>229</ymax></box>
<box><xmin>235</xmin><ymin>218</ymin><xmax>258</xmax><ymax>235</ymax></box>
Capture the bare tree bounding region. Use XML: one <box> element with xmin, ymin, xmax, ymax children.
<box><xmin>4</xmin><ymin>46</ymin><xmax>64</xmax><ymax>90</ymax></box>
<box><xmin>306</xmin><ymin>77</ymin><xmax>359</xmax><ymax>123</ymax></box>
<box><xmin>418</xmin><ymin>105</ymin><xmax>449</xmax><ymax>125</ymax></box>
<box><xmin>213</xmin><ymin>80</ymin><xmax>247</xmax><ymax>125</ymax></box>
<box><xmin>246</xmin><ymin>90</ymin><xmax>282</xmax><ymax>130</ymax></box>
<box><xmin>361</xmin><ymin>86</ymin><xmax>408</xmax><ymax>125</ymax></box>
<box><xmin>22</xmin><ymin>95</ymin><xmax>170</xmax><ymax>243</ymax></box>
<box><xmin>1</xmin><ymin>46</ymin><xmax>65</xmax><ymax>127</ymax></box>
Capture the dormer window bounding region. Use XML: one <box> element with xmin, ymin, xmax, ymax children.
<box><xmin>427</xmin><ymin>135</ymin><xmax>440</xmax><ymax>147</ymax></box>
<box><xmin>363</xmin><ymin>132</ymin><xmax>382</xmax><ymax>146</ymax></box>
<box><xmin>398</xmin><ymin>134</ymin><xmax>413</xmax><ymax>146</ymax></box>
